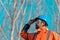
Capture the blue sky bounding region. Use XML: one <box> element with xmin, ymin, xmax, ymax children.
<box><xmin>0</xmin><ymin>0</ymin><xmax>59</xmax><ymax>31</ymax></box>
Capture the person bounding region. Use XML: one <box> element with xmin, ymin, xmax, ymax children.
<box><xmin>20</xmin><ymin>15</ymin><xmax>60</xmax><ymax>40</ymax></box>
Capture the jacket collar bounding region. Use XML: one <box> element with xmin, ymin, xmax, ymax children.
<box><xmin>37</xmin><ymin>27</ymin><xmax>48</xmax><ymax>33</ymax></box>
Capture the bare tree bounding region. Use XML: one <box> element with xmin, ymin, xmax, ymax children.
<box><xmin>0</xmin><ymin>0</ymin><xmax>60</xmax><ymax>40</ymax></box>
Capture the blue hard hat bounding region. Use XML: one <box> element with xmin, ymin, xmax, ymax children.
<box><xmin>37</xmin><ymin>15</ymin><xmax>48</xmax><ymax>26</ymax></box>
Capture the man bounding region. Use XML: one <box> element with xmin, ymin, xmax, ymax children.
<box><xmin>20</xmin><ymin>15</ymin><xmax>60</xmax><ymax>40</ymax></box>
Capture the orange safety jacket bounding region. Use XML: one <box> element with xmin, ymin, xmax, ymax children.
<box><xmin>20</xmin><ymin>27</ymin><xmax>60</xmax><ymax>40</ymax></box>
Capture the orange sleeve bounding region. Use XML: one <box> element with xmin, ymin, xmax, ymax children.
<box><xmin>20</xmin><ymin>31</ymin><xmax>28</xmax><ymax>39</ymax></box>
<box><xmin>20</xmin><ymin>31</ymin><xmax>34</xmax><ymax>40</ymax></box>
<box><xmin>53</xmin><ymin>32</ymin><xmax>59</xmax><ymax>40</ymax></box>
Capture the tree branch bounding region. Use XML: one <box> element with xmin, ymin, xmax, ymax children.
<box><xmin>0</xmin><ymin>17</ymin><xmax>8</xmax><ymax>40</ymax></box>
<box><xmin>10</xmin><ymin>0</ymin><xmax>17</xmax><ymax>40</ymax></box>
<box><xmin>0</xmin><ymin>0</ymin><xmax>10</xmax><ymax>17</ymax></box>
<box><xmin>18</xmin><ymin>3</ymin><xmax>27</xmax><ymax>40</ymax></box>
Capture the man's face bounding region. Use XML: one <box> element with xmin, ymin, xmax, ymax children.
<box><xmin>35</xmin><ymin>20</ymin><xmax>45</xmax><ymax>29</ymax></box>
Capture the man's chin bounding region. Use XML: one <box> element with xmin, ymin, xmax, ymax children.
<box><xmin>35</xmin><ymin>26</ymin><xmax>39</xmax><ymax>29</ymax></box>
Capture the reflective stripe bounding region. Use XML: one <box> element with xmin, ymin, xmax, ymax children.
<box><xmin>46</xmin><ymin>31</ymin><xmax>51</xmax><ymax>40</ymax></box>
<box><xmin>32</xmin><ymin>33</ymin><xmax>36</xmax><ymax>40</ymax></box>
<box><xmin>26</xmin><ymin>33</ymin><xmax>28</xmax><ymax>40</ymax></box>
<box><xmin>26</xmin><ymin>31</ymin><xmax>50</xmax><ymax>40</ymax></box>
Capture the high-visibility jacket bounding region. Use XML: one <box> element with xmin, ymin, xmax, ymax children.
<box><xmin>20</xmin><ymin>27</ymin><xmax>60</xmax><ymax>40</ymax></box>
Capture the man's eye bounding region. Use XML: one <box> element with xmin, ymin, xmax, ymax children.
<box><xmin>36</xmin><ymin>21</ymin><xmax>40</xmax><ymax>23</ymax></box>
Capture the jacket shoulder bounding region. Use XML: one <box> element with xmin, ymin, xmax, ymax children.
<box><xmin>52</xmin><ymin>32</ymin><xmax>60</xmax><ymax>40</ymax></box>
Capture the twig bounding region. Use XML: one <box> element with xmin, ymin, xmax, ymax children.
<box><xmin>14</xmin><ymin>0</ymin><xmax>25</xmax><ymax>23</ymax></box>
<box><xmin>0</xmin><ymin>17</ymin><xmax>8</xmax><ymax>40</ymax></box>
<box><xmin>0</xmin><ymin>0</ymin><xmax>10</xmax><ymax>17</ymax></box>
